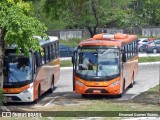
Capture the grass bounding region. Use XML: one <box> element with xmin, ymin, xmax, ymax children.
<box><xmin>132</xmin><ymin>85</ymin><xmax>160</xmax><ymax>105</ymax></box>
<box><xmin>139</xmin><ymin>56</ymin><xmax>160</xmax><ymax>63</ymax></box>
<box><xmin>12</xmin><ymin>85</ymin><xmax>159</xmax><ymax>120</ymax></box>
<box><xmin>0</xmin><ymin>88</ymin><xmax>6</xmax><ymax>105</ymax></box>
<box><xmin>60</xmin><ymin>59</ymin><xmax>72</xmax><ymax>67</ymax></box>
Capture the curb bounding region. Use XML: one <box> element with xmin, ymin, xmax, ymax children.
<box><xmin>60</xmin><ymin>67</ymin><xmax>73</xmax><ymax>70</ymax></box>
<box><xmin>138</xmin><ymin>62</ymin><xmax>160</xmax><ymax>65</ymax></box>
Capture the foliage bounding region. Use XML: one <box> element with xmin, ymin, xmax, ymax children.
<box><xmin>32</xmin><ymin>0</ymin><xmax>67</xmax><ymax>30</ymax></box>
<box><xmin>139</xmin><ymin>56</ymin><xmax>160</xmax><ymax>63</ymax></box>
<box><xmin>0</xmin><ymin>88</ymin><xmax>6</xmax><ymax>104</ymax></box>
<box><xmin>0</xmin><ymin>0</ymin><xmax>47</xmax><ymax>56</ymax></box>
<box><xmin>60</xmin><ymin>60</ymin><xmax>72</xmax><ymax>67</ymax></box>
<box><xmin>31</xmin><ymin>0</ymin><xmax>160</xmax><ymax>33</ymax></box>
<box><xmin>42</xmin><ymin>0</ymin><xmax>136</xmax><ymax>37</ymax></box>
<box><xmin>131</xmin><ymin>0</ymin><xmax>160</xmax><ymax>27</ymax></box>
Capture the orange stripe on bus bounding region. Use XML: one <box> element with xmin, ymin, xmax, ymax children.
<box><xmin>3</xmin><ymin>84</ymin><xmax>30</xmax><ymax>94</ymax></box>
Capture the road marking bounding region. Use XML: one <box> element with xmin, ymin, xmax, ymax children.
<box><xmin>43</xmin><ymin>96</ymin><xmax>58</xmax><ymax>107</ymax></box>
<box><xmin>0</xmin><ymin>106</ymin><xmax>10</xmax><ymax>111</ymax></box>
<box><xmin>34</xmin><ymin>96</ymin><xmax>59</xmax><ymax>108</ymax></box>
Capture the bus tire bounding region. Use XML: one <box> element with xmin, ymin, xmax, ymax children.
<box><xmin>129</xmin><ymin>74</ymin><xmax>134</xmax><ymax>88</ymax></box>
<box><xmin>49</xmin><ymin>78</ymin><xmax>54</xmax><ymax>93</ymax></box>
<box><xmin>38</xmin><ymin>85</ymin><xmax>41</xmax><ymax>98</ymax></box>
<box><xmin>82</xmin><ymin>94</ymin><xmax>88</xmax><ymax>98</ymax></box>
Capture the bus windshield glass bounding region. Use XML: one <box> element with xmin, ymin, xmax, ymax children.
<box><xmin>75</xmin><ymin>47</ymin><xmax>120</xmax><ymax>80</ymax></box>
<box><xmin>4</xmin><ymin>53</ymin><xmax>33</xmax><ymax>85</ymax></box>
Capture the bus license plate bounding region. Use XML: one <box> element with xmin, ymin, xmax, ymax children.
<box><xmin>93</xmin><ymin>90</ymin><xmax>101</xmax><ymax>93</ymax></box>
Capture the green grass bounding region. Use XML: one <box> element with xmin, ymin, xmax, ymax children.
<box><xmin>60</xmin><ymin>60</ymin><xmax>72</xmax><ymax>67</ymax></box>
<box><xmin>132</xmin><ymin>85</ymin><xmax>160</xmax><ymax>105</ymax></box>
<box><xmin>139</xmin><ymin>56</ymin><xmax>160</xmax><ymax>63</ymax></box>
<box><xmin>0</xmin><ymin>88</ymin><xmax>6</xmax><ymax>105</ymax></box>
<box><xmin>26</xmin><ymin>85</ymin><xmax>159</xmax><ymax>120</ymax></box>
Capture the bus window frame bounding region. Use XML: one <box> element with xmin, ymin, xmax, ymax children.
<box><xmin>74</xmin><ymin>46</ymin><xmax>121</xmax><ymax>81</ymax></box>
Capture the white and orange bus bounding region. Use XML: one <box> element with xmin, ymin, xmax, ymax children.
<box><xmin>72</xmin><ymin>33</ymin><xmax>138</xmax><ymax>97</ymax></box>
<box><xmin>3</xmin><ymin>36</ymin><xmax>60</xmax><ymax>102</ymax></box>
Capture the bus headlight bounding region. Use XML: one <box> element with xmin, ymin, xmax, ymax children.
<box><xmin>76</xmin><ymin>80</ymin><xmax>84</xmax><ymax>86</ymax></box>
<box><xmin>109</xmin><ymin>81</ymin><xmax>119</xmax><ymax>87</ymax></box>
<box><xmin>22</xmin><ymin>89</ymin><xmax>29</xmax><ymax>93</ymax></box>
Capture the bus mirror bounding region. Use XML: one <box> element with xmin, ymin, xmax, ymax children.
<box><xmin>122</xmin><ymin>53</ymin><xmax>126</xmax><ymax>62</ymax></box>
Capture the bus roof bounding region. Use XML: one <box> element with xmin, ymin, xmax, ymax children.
<box><xmin>6</xmin><ymin>36</ymin><xmax>58</xmax><ymax>49</ymax></box>
<box><xmin>34</xmin><ymin>36</ymin><xmax>58</xmax><ymax>46</ymax></box>
<box><xmin>79</xmin><ymin>33</ymin><xmax>137</xmax><ymax>47</ymax></box>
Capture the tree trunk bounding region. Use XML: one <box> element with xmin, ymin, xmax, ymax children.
<box><xmin>0</xmin><ymin>28</ymin><xmax>5</xmax><ymax>88</ymax></box>
<box><xmin>91</xmin><ymin>0</ymin><xmax>99</xmax><ymax>36</ymax></box>
<box><xmin>86</xmin><ymin>26</ymin><xmax>94</xmax><ymax>37</ymax></box>
<box><xmin>86</xmin><ymin>0</ymin><xmax>99</xmax><ymax>38</ymax></box>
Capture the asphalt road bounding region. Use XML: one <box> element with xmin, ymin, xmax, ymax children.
<box><xmin>2</xmin><ymin>63</ymin><xmax>160</xmax><ymax>111</ymax></box>
<box><xmin>55</xmin><ymin>63</ymin><xmax>160</xmax><ymax>101</ymax></box>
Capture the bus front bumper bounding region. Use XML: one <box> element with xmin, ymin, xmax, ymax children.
<box><xmin>3</xmin><ymin>87</ymin><xmax>34</xmax><ymax>102</ymax></box>
<box><xmin>75</xmin><ymin>81</ymin><xmax>121</xmax><ymax>95</ymax></box>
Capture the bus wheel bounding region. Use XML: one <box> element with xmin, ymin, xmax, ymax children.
<box><xmin>82</xmin><ymin>94</ymin><xmax>88</xmax><ymax>98</ymax></box>
<box><xmin>129</xmin><ymin>79</ymin><xmax>134</xmax><ymax>88</ymax></box>
<box><xmin>38</xmin><ymin>85</ymin><xmax>41</xmax><ymax>98</ymax></box>
<box><xmin>49</xmin><ymin>80</ymin><xmax>54</xmax><ymax>93</ymax></box>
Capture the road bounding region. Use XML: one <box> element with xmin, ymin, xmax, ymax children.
<box><xmin>54</xmin><ymin>63</ymin><xmax>160</xmax><ymax>101</ymax></box>
<box><xmin>2</xmin><ymin>63</ymin><xmax>160</xmax><ymax>111</ymax></box>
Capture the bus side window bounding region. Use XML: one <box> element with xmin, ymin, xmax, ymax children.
<box><xmin>42</xmin><ymin>47</ymin><xmax>46</xmax><ymax>64</ymax></box>
<box><xmin>55</xmin><ymin>42</ymin><xmax>59</xmax><ymax>58</ymax></box>
<box><xmin>53</xmin><ymin>43</ymin><xmax>56</xmax><ymax>59</ymax></box>
<box><xmin>57</xmin><ymin>42</ymin><xmax>59</xmax><ymax>56</ymax></box>
<box><xmin>122</xmin><ymin>47</ymin><xmax>126</xmax><ymax>62</ymax></box>
<box><xmin>47</xmin><ymin>45</ymin><xmax>51</xmax><ymax>62</ymax></box>
<box><xmin>34</xmin><ymin>50</ymin><xmax>44</xmax><ymax>71</ymax></box>
<box><xmin>50</xmin><ymin>44</ymin><xmax>53</xmax><ymax>60</ymax></box>
<box><xmin>45</xmin><ymin>46</ymin><xmax>49</xmax><ymax>63</ymax></box>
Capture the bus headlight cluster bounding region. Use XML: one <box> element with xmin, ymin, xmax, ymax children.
<box><xmin>109</xmin><ymin>81</ymin><xmax>119</xmax><ymax>87</ymax></box>
<box><xmin>22</xmin><ymin>89</ymin><xmax>29</xmax><ymax>93</ymax></box>
<box><xmin>76</xmin><ymin>80</ymin><xmax>84</xmax><ymax>86</ymax></box>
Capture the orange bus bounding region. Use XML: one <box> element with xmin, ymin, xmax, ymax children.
<box><xmin>72</xmin><ymin>33</ymin><xmax>138</xmax><ymax>97</ymax></box>
<box><xmin>3</xmin><ymin>36</ymin><xmax>60</xmax><ymax>102</ymax></box>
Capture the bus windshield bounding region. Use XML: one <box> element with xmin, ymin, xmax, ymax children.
<box><xmin>75</xmin><ymin>47</ymin><xmax>120</xmax><ymax>80</ymax></box>
<box><xmin>4</xmin><ymin>54</ymin><xmax>33</xmax><ymax>85</ymax></box>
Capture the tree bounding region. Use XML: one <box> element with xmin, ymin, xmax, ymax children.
<box><xmin>0</xmin><ymin>0</ymin><xmax>47</xmax><ymax>88</ymax></box>
<box><xmin>132</xmin><ymin>0</ymin><xmax>160</xmax><ymax>27</ymax></box>
<box><xmin>43</xmin><ymin>0</ymin><xmax>135</xmax><ymax>37</ymax></box>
